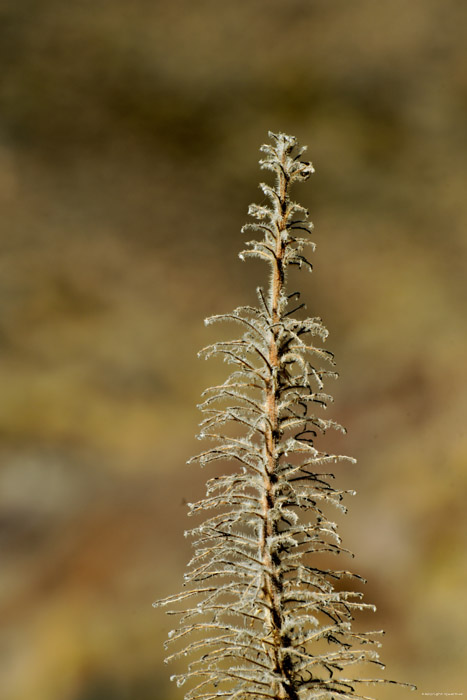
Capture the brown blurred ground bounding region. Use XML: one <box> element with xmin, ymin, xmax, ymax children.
<box><xmin>0</xmin><ymin>1</ymin><xmax>466</xmax><ymax>699</ymax></box>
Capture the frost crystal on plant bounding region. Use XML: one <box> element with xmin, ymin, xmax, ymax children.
<box><xmin>154</xmin><ymin>132</ymin><xmax>415</xmax><ymax>700</ymax></box>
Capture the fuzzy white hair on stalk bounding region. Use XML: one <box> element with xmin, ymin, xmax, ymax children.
<box><xmin>154</xmin><ymin>132</ymin><xmax>416</xmax><ymax>700</ymax></box>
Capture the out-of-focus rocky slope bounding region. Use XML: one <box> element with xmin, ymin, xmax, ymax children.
<box><xmin>0</xmin><ymin>1</ymin><xmax>466</xmax><ymax>698</ymax></box>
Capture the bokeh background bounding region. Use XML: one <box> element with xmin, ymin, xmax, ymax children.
<box><xmin>1</xmin><ymin>1</ymin><xmax>466</xmax><ymax>699</ymax></box>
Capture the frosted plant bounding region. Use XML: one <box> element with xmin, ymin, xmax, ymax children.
<box><xmin>154</xmin><ymin>132</ymin><xmax>415</xmax><ymax>700</ymax></box>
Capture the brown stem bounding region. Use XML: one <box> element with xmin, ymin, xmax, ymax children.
<box><xmin>260</xmin><ymin>156</ymin><xmax>298</xmax><ymax>700</ymax></box>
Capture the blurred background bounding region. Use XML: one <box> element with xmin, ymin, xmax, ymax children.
<box><xmin>0</xmin><ymin>1</ymin><xmax>466</xmax><ymax>699</ymax></box>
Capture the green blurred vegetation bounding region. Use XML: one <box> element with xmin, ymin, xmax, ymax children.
<box><xmin>0</xmin><ymin>1</ymin><xmax>466</xmax><ymax>699</ymax></box>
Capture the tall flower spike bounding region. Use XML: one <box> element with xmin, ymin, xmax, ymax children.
<box><xmin>154</xmin><ymin>132</ymin><xmax>415</xmax><ymax>700</ymax></box>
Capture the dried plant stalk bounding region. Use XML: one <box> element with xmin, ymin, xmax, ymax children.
<box><xmin>154</xmin><ymin>132</ymin><xmax>415</xmax><ymax>700</ymax></box>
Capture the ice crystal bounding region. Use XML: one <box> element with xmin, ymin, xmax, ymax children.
<box><xmin>154</xmin><ymin>132</ymin><xmax>415</xmax><ymax>700</ymax></box>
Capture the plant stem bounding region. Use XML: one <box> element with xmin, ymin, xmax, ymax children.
<box><xmin>261</xmin><ymin>152</ymin><xmax>297</xmax><ymax>700</ymax></box>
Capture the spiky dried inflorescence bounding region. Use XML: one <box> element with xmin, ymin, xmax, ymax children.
<box><xmin>154</xmin><ymin>132</ymin><xmax>415</xmax><ymax>700</ymax></box>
